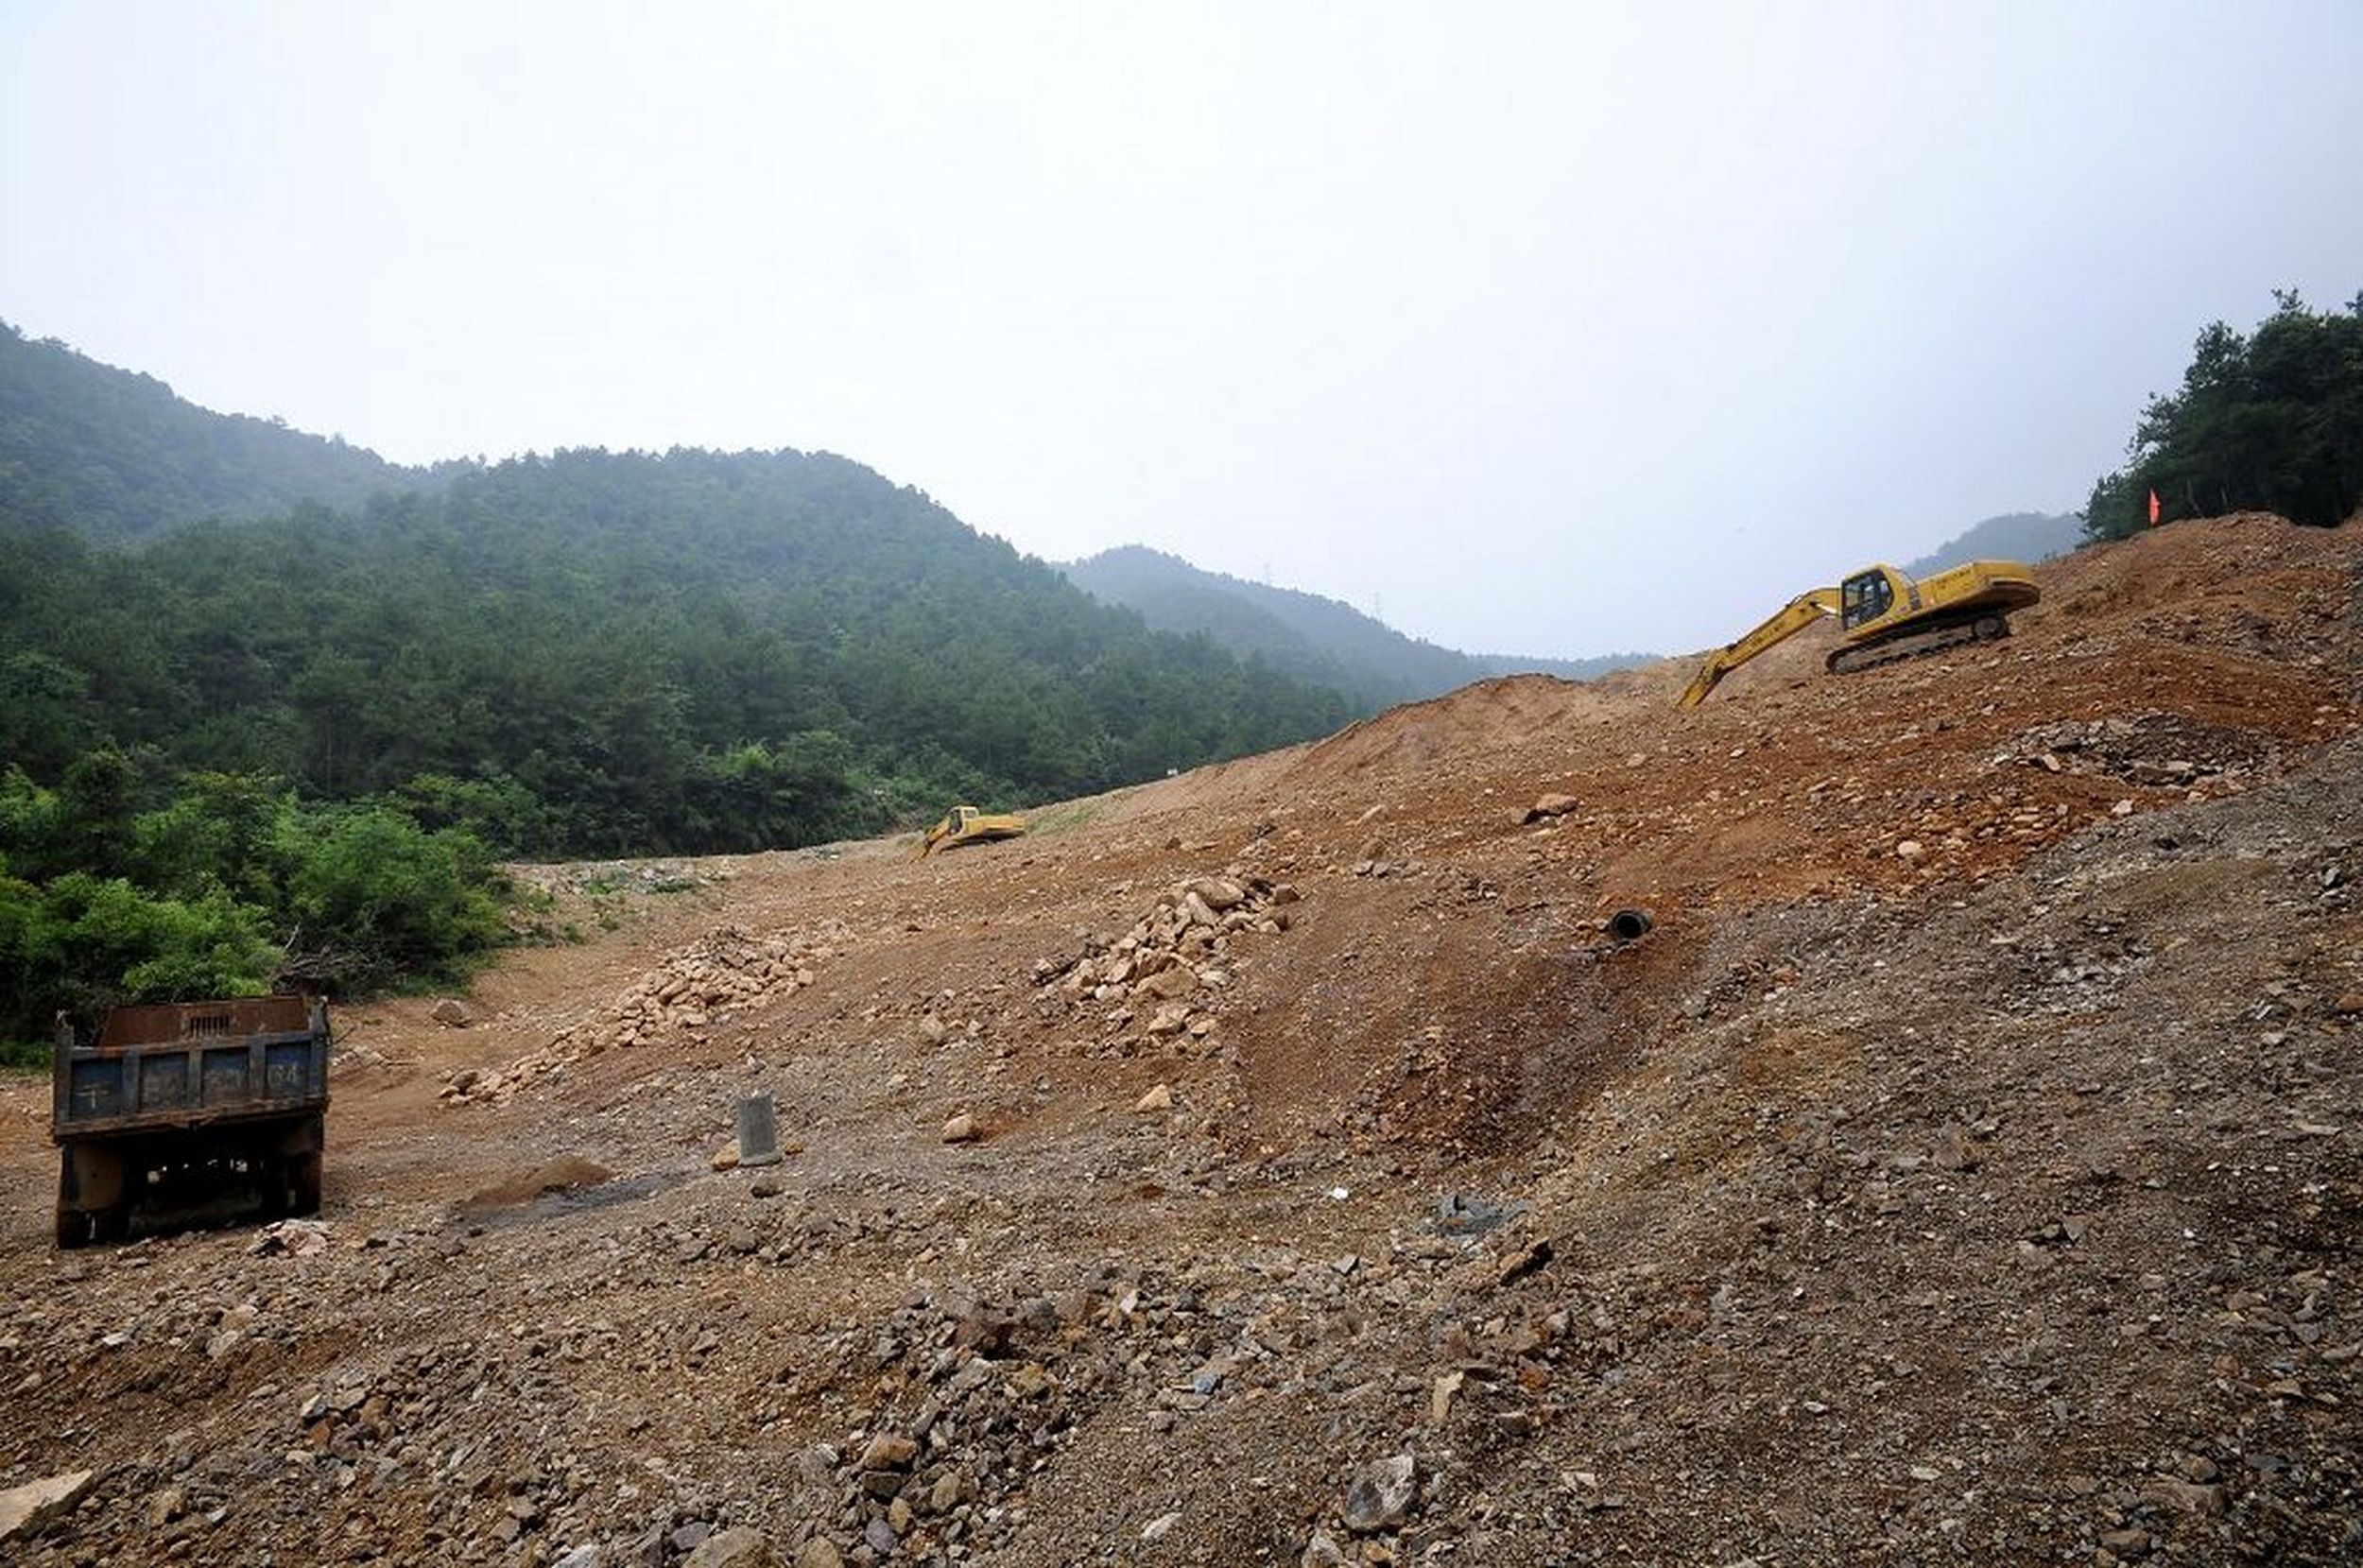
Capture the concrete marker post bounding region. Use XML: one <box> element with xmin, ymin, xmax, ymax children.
<box><xmin>735</xmin><ymin>1093</ymin><xmax>782</xmax><ymax>1168</ymax></box>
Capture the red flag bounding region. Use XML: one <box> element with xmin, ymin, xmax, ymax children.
<box><xmin>2147</xmin><ymin>489</ymin><xmax>2162</xmax><ymax>526</ymax></box>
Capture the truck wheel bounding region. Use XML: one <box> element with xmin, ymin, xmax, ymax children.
<box><xmin>290</xmin><ymin>1151</ymin><xmax>323</xmax><ymax>1216</ymax></box>
<box><xmin>58</xmin><ymin>1145</ymin><xmax>128</xmax><ymax>1248</ymax></box>
<box><xmin>256</xmin><ymin>1150</ymin><xmax>289</xmax><ymax>1219</ymax></box>
<box><xmin>56</xmin><ymin>1151</ymin><xmax>85</xmax><ymax>1248</ymax></box>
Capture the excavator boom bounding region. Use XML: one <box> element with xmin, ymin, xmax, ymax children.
<box><xmin>1677</xmin><ymin>587</ymin><xmax>1841</xmax><ymax>708</ymax></box>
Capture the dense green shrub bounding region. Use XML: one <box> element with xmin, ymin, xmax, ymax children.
<box><xmin>0</xmin><ymin>766</ymin><xmax>509</xmax><ymax>1048</ymax></box>
<box><xmin>0</xmin><ymin>865</ymin><xmax>277</xmax><ymax>1047</ymax></box>
<box><xmin>274</xmin><ymin>803</ymin><xmax>507</xmax><ymax>991</ymax></box>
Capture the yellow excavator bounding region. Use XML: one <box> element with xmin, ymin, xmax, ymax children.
<box><xmin>916</xmin><ymin>803</ymin><xmax>1028</xmax><ymax>858</ymax></box>
<box><xmin>1679</xmin><ymin>560</ymin><xmax>2041</xmax><ymax>707</ymax></box>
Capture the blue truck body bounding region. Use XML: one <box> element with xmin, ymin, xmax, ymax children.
<box><xmin>51</xmin><ymin>995</ymin><xmax>331</xmax><ymax>1247</ymax></box>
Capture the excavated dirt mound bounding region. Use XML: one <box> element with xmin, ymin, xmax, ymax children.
<box><xmin>1</xmin><ymin>513</ymin><xmax>2358</xmax><ymax>1566</ymax></box>
<box><xmin>459</xmin><ymin>1158</ymin><xmax>618</xmax><ymax>1215</ymax></box>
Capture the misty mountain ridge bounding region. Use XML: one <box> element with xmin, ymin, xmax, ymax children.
<box><xmin>3</xmin><ymin>318</ymin><xmax>2083</xmax><ymax>745</ymax></box>
<box><xmin>1905</xmin><ymin>510</ymin><xmax>2083</xmax><ymax>577</ymax></box>
<box><xmin>0</xmin><ymin>330</ymin><xmax>1363</xmax><ymax>857</ymax></box>
<box><xmin>1061</xmin><ymin>544</ymin><xmax>1651</xmax><ymax>711</ymax></box>
<box><xmin>0</xmin><ymin>319</ymin><xmax>440</xmax><ymax>542</ymax></box>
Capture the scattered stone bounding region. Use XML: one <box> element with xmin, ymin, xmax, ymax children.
<box><xmin>1142</xmin><ymin>1509</ymin><xmax>1183</xmax><ymax>1542</ymax></box>
<box><xmin>1523</xmin><ymin>793</ymin><xmax>1580</xmax><ymax>824</ymax></box>
<box><xmin>2144</xmin><ymin>1477</ymin><xmax>2228</xmax><ymax>1517</ymax></box>
<box><xmin>431</xmin><ymin>997</ymin><xmax>475</xmax><ymax>1026</ymax></box>
<box><xmin>1133</xmin><ymin>1083</ymin><xmax>1174</xmax><ymax>1114</ymax></box>
<box><xmin>711</xmin><ymin>1144</ymin><xmax>740</xmax><ymax>1171</ymax></box>
<box><xmin>551</xmin><ymin>1548</ymin><xmax>601</xmax><ymax>1568</ymax></box>
<box><xmin>1341</xmin><ymin>1454</ymin><xmax>1417</xmax><ymax>1533</ymax></box>
<box><xmin>1136</xmin><ymin>966</ymin><xmax>1199</xmax><ymax>1002</ymax></box>
<box><xmin>941</xmin><ymin>1113</ymin><xmax>980</xmax><ymax>1144</ymax></box>
<box><xmin>682</xmin><ymin>1526</ymin><xmax>777</xmax><ymax>1568</ymax></box>
<box><xmin>1930</xmin><ymin>1123</ymin><xmax>1980</xmax><ymax>1172</ymax></box>
<box><xmin>249</xmin><ymin>1219</ymin><xmax>330</xmax><ymax>1257</ymax></box>
<box><xmin>859</xmin><ymin>1433</ymin><xmax>920</xmax><ymax>1471</ymax></box>
<box><xmin>794</xmin><ymin>1542</ymin><xmax>843</xmax><ymax>1568</ymax></box>
<box><xmin>1302</xmin><ymin>1532</ymin><xmax>1349</xmax><ymax>1568</ymax></box>
<box><xmin>1186</xmin><ymin>877</ymin><xmax>1247</xmax><ymax>910</ymax></box>
<box><xmin>0</xmin><ymin>1471</ymin><xmax>95</xmax><ymax>1542</ymax></box>
<box><xmin>1496</xmin><ymin>1237</ymin><xmax>1553</xmax><ymax>1285</ymax></box>
<box><xmin>1895</xmin><ymin>840</ymin><xmax>1926</xmax><ymax>862</ymax></box>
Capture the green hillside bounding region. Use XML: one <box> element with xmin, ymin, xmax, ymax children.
<box><xmin>1063</xmin><ymin>544</ymin><xmax>1647</xmax><ymax>710</ymax></box>
<box><xmin>3</xmin><ymin>450</ymin><xmax>1354</xmax><ymax>856</ymax></box>
<box><xmin>0</xmin><ymin>320</ymin><xmax>430</xmax><ymax>542</ymax></box>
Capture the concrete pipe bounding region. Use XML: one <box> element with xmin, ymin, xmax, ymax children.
<box><xmin>1607</xmin><ymin>908</ymin><xmax>1654</xmax><ymax>942</ymax></box>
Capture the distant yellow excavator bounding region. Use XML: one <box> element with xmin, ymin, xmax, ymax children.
<box><xmin>1679</xmin><ymin>560</ymin><xmax>2041</xmax><ymax>708</ymax></box>
<box><xmin>916</xmin><ymin>803</ymin><xmax>1028</xmax><ymax>858</ymax></box>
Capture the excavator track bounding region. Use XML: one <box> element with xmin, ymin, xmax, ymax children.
<box><xmin>1825</xmin><ymin>611</ymin><xmax>2010</xmax><ymax>676</ymax></box>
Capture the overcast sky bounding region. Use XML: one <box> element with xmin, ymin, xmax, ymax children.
<box><xmin>5</xmin><ymin>2</ymin><xmax>2358</xmax><ymax>656</ymax></box>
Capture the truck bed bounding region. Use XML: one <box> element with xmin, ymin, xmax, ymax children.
<box><xmin>56</xmin><ymin>996</ymin><xmax>331</xmax><ymax>1139</ymax></box>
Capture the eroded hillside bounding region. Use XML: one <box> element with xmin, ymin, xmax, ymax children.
<box><xmin>3</xmin><ymin>515</ymin><xmax>2358</xmax><ymax>1566</ymax></box>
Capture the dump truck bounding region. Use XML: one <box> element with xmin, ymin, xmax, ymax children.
<box><xmin>51</xmin><ymin>995</ymin><xmax>331</xmax><ymax>1248</ymax></box>
<box><xmin>917</xmin><ymin>804</ymin><xmax>1027</xmax><ymax>858</ymax></box>
<box><xmin>1679</xmin><ymin>559</ymin><xmax>2041</xmax><ymax>707</ymax></box>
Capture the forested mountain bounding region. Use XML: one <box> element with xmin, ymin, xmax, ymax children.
<box><xmin>2</xmin><ymin>449</ymin><xmax>1355</xmax><ymax>859</ymax></box>
<box><xmin>0</xmin><ymin>320</ymin><xmax>431</xmax><ymax>543</ymax></box>
<box><xmin>1904</xmin><ymin>511</ymin><xmax>2082</xmax><ymax>577</ymax></box>
<box><xmin>1062</xmin><ymin>544</ymin><xmax>1647</xmax><ymax>710</ymax></box>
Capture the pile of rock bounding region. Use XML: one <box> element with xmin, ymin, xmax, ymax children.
<box><xmin>440</xmin><ymin>922</ymin><xmax>849</xmax><ymax>1107</ymax></box>
<box><xmin>2003</xmin><ymin>712</ymin><xmax>2266</xmax><ymax>791</ymax></box>
<box><xmin>1032</xmin><ymin>872</ymin><xmax>1300</xmax><ymax>1056</ymax></box>
<box><xmin>787</xmin><ymin>1271</ymin><xmax>1192</xmax><ymax>1562</ymax></box>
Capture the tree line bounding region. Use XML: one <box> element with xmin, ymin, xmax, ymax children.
<box><xmin>2084</xmin><ymin>291</ymin><xmax>2363</xmax><ymax>540</ymax></box>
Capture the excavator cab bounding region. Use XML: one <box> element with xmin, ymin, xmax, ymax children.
<box><xmin>1839</xmin><ymin>569</ymin><xmax>1895</xmax><ymax>631</ymax></box>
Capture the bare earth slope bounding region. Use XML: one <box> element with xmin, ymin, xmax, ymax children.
<box><xmin>3</xmin><ymin>515</ymin><xmax>2359</xmax><ymax>1566</ymax></box>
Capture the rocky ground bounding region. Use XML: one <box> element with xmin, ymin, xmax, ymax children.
<box><xmin>2</xmin><ymin>513</ymin><xmax>2358</xmax><ymax>1566</ymax></box>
